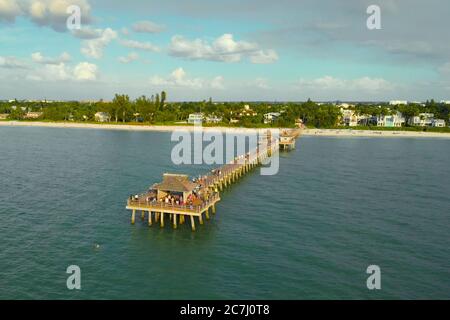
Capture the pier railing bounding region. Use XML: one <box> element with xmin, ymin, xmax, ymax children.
<box><xmin>201</xmin><ymin>137</ymin><xmax>279</xmax><ymax>188</ymax></box>
<box><xmin>127</xmin><ymin>192</ymin><xmax>220</xmax><ymax>214</ymax></box>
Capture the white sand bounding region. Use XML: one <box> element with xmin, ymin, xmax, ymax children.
<box><xmin>1</xmin><ymin>121</ymin><xmax>450</xmax><ymax>138</ymax></box>
<box><xmin>302</xmin><ymin>128</ymin><xmax>450</xmax><ymax>139</ymax></box>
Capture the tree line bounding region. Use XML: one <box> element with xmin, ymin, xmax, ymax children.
<box><xmin>1</xmin><ymin>94</ymin><xmax>449</xmax><ymax>129</ymax></box>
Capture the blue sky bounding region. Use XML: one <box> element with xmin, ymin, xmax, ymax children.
<box><xmin>1</xmin><ymin>0</ymin><xmax>449</xmax><ymax>101</ymax></box>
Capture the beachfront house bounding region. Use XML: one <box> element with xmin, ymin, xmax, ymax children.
<box><xmin>340</xmin><ymin>109</ymin><xmax>358</xmax><ymax>127</ymax></box>
<box><xmin>408</xmin><ymin>113</ymin><xmax>434</xmax><ymax>127</ymax></box>
<box><xmin>432</xmin><ymin>119</ymin><xmax>446</xmax><ymax>127</ymax></box>
<box><xmin>205</xmin><ymin>115</ymin><xmax>222</xmax><ymax>124</ymax></box>
<box><xmin>374</xmin><ymin>112</ymin><xmax>405</xmax><ymax>127</ymax></box>
<box><xmin>24</xmin><ymin>112</ymin><xmax>43</xmax><ymax>119</ymax></box>
<box><xmin>264</xmin><ymin>112</ymin><xmax>281</xmax><ymax>124</ymax></box>
<box><xmin>239</xmin><ymin>105</ymin><xmax>258</xmax><ymax>117</ymax></box>
<box><xmin>0</xmin><ymin>114</ymin><xmax>8</xmax><ymax>120</ymax></box>
<box><xmin>188</xmin><ymin>113</ymin><xmax>204</xmax><ymax>125</ymax></box>
<box><xmin>94</xmin><ymin>112</ymin><xmax>111</xmax><ymax>122</ymax></box>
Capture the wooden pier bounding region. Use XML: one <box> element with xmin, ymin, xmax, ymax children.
<box><xmin>126</xmin><ymin>128</ymin><xmax>301</xmax><ymax>231</ymax></box>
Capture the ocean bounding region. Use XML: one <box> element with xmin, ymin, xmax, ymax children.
<box><xmin>0</xmin><ymin>126</ymin><xmax>449</xmax><ymax>299</ymax></box>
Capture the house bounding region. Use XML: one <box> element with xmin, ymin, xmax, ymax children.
<box><xmin>389</xmin><ymin>100</ymin><xmax>408</xmax><ymax>106</ymax></box>
<box><xmin>408</xmin><ymin>113</ymin><xmax>434</xmax><ymax>127</ymax></box>
<box><xmin>205</xmin><ymin>115</ymin><xmax>222</xmax><ymax>124</ymax></box>
<box><xmin>239</xmin><ymin>105</ymin><xmax>258</xmax><ymax>117</ymax></box>
<box><xmin>356</xmin><ymin>114</ymin><xmax>371</xmax><ymax>126</ymax></box>
<box><xmin>24</xmin><ymin>112</ymin><xmax>43</xmax><ymax>119</ymax></box>
<box><xmin>263</xmin><ymin>112</ymin><xmax>280</xmax><ymax>124</ymax></box>
<box><xmin>432</xmin><ymin>119</ymin><xmax>446</xmax><ymax>127</ymax></box>
<box><xmin>340</xmin><ymin>109</ymin><xmax>358</xmax><ymax>127</ymax></box>
<box><xmin>0</xmin><ymin>114</ymin><xmax>8</xmax><ymax>120</ymax></box>
<box><xmin>188</xmin><ymin>113</ymin><xmax>204</xmax><ymax>125</ymax></box>
<box><xmin>94</xmin><ymin>112</ymin><xmax>111</xmax><ymax>122</ymax></box>
<box><xmin>11</xmin><ymin>106</ymin><xmax>27</xmax><ymax>112</ymax></box>
<box><xmin>375</xmin><ymin>112</ymin><xmax>405</xmax><ymax>127</ymax></box>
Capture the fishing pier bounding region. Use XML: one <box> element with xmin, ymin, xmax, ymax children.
<box><xmin>126</xmin><ymin>128</ymin><xmax>301</xmax><ymax>231</ymax></box>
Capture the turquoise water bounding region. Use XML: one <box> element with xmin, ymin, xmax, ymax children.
<box><xmin>0</xmin><ymin>127</ymin><xmax>449</xmax><ymax>299</ymax></box>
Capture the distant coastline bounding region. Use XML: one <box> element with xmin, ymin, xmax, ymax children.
<box><xmin>2</xmin><ymin>120</ymin><xmax>450</xmax><ymax>138</ymax></box>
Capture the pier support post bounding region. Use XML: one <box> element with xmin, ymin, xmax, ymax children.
<box><xmin>141</xmin><ymin>210</ymin><xmax>145</xmax><ymax>220</ymax></box>
<box><xmin>160</xmin><ymin>212</ymin><xmax>164</xmax><ymax>228</ymax></box>
<box><xmin>173</xmin><ymin>214</ymin><xmax>177</xmax><ymax>229</ymax></box>
<box><xmin>212</xmin><ymin>204</ymin><xmax>216</xmax><ymax>214</ymax></box>
<box><xmin>180</xmin><ymin>215</ymin><xmax>185</xmax><ymax>224</ymax></box>
<box><xmin>205</xmin><ymin>208</ymin><xmax>210</xmax><ymax>220</ymax></box>
<box><xmin>155</xmin><ymin>212</ymin><xmax>160</xmax><ymax>222</ymax></box>
<box><xmin>199</xmin><ymin>214</ymin><xmax>204</xmax><ymax>225</ymax></box>
<box><xmin>148</xmin><ymin>211</ymin><xmax>152</xmax><ymax>226</ymax></box>
<box><xmin>190</xmin><ymin>216</ymin><xmax>196</xmax><ymax>232</ymax></box>
<box><xmin>131</xmin><ymin>209</ymin><xmax>135</xmax><ymax>224</ymax></box>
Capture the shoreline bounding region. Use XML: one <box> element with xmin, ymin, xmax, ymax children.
<box><xmin>1</xmin><ymin>121</ymin><xmax>450</xmax><ymax>138</ymax></box>
<box><xmin>301</xmin><ymin>128</ymin><xmax>450</xmax><ymax>139</ymax></box>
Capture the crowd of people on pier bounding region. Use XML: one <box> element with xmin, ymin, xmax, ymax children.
<box><xmin>130</xmin><ymin>189</ymin><xmax>213</xmax><ymax>208</ymax></box>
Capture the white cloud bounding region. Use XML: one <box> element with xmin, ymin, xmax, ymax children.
<box><xmin>0</xmin><ymin>0</ymin><xmax>21</xmax><ymax>22</ymax></box>
<box><xmin>119</xmin><ymin>39</ymin><xmax>159</xmax><ymax>52</ymax></box>
<box><xmin>81</xmin><ymin>28</ymin><xmax>117</xmax><ymax>59</ymax></box>
<box><xmin>73</xmin><ymin>62</ymin><xmax>98</xmax><ymax>80</ymax></box>
<box><xmin>297</xmin><ymin>76</ymin><xmax>391</xmax><ymax>91</ymax></box>
<box><xmin>27</xmin><ymin>61</ymin><xmax>98</xmax><ymax>81</ymax></box>
<box><xmin>438</xmin><ymin>62</ymin><xmax>450</xmax><ymax>75</ymax></box>
<box><xmin>31</xmin><ymin>51</ymin><xmax>71</xmax><ymax>64</ymax></box>
<box><xmin>71</xmin><ymin>27</ymin><xmax>103</xmax><ymax>39</ymax></box>
<box><xmin>118</xmin><ymin>52</ymin><xmax>139</xmax><ymax>64</ymax></box>
<box><xmin>295</xmin><ymin>75</ymin><xmax>393</xmax><ymax>98</ymax></box>
<box><xmin>250</xmin><ymin>49</ymin><xmax>279</xmax><ymax>64</ymax></box>
<box><xmin>210</xmin><ymin>76</ymin><xmax>225</xmax><ymax>89</ymax></box>
<box><xmin>169</xmin><ymin>33</ymin><xmax>278</xmax><ymax>64</ymax></box>
<box><xmin>0</xmin><ymin>55</ymin><xmax>27</xmax><ymax>69</ymax></box>
<box><xmin>132</xmin><ymin>20</ymin><xmax>164</xmax><ymax>33</ymax></box>
<box><xmin>149</xmin><ymin>67</ymin><xmax>223</xmax><ymax>89</ymax></box>
<box><xmin>253</xmin><ymin>77</ymin><xmax>270</xmax><ymax>89</ymax></box>
<box><xmin>0</xmin><ymin>0</ymin><xmax>93</xmax><ymax>31</ymax></box>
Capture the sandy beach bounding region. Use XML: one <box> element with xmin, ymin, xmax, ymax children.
<box><xmin>1</xmin><ymin>121</ymin><xmax>450</xmax><ymax>138</ymax></box>
<box><xmin>301</xmin><ymin>128</ymin><xmax>450</xmax><ymax>139</ymax></box>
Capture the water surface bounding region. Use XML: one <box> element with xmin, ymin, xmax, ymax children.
<box><xmin>0</xmin><ymin>127</ymin><xmax>449</xmax><ymax>299</ymax></box>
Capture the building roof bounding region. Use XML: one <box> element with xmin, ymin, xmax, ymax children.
<box><xmin>153</xmin><ymin>173</ymin><xmax>197</xmax><ymax>193</ymax></box>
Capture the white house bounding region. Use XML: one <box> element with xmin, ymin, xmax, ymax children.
<box><xmin>408</xmin><ymin>113</ymin><xmax>434</xmax><ymax>127</ymax></box>
<box><xmin>94</xmin><ymin>112</ymin><xmax>111</xmax><ymax>122</ymax></box>
<box><xmin>24</xmin><ymin>112</ymin><xmax>43</xmax><ymax>119</ymax></box>
<box><xmin>188</xmin><ymin>113</ymin><xmax>204</xmax><ymax>125</ymax></box>
<box><xmin>432</xmin><ymin>119</ymin><xmax>446</xmax><ymax>127</ymax></box>
<box><xmin>389</xmin><ymin>100</ymin><xmax>408</xmax><ymax>106</ymax></box>
<box><xmin>372</xmin><ymin>112</ymin><xmax>405</xmax><ymax>127</ymax></box>
<box><xmin>205</xmin><ymin>115</ymin><xmax>222</xmax><ymax>124</ymax></box>
<box><xmin>340</xmin><ymin>109</ymin><xmax>358</xmax><ymax>126</ymax></box>
<box><xmin>263</xmin><ymin>112</ymin><xmax>280</xmax><ymax>124</ymax></box>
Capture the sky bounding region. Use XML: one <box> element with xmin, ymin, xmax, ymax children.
<box><xmin>0</xmin><ymin>0</ymin><xmax>449</xmax><ymax>101</ymax></box>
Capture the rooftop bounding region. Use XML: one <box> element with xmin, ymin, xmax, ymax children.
<box><xmin>153</xmin><ymin>173</ymin><xmax>198</xmax><ymax>193</ymax></box>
